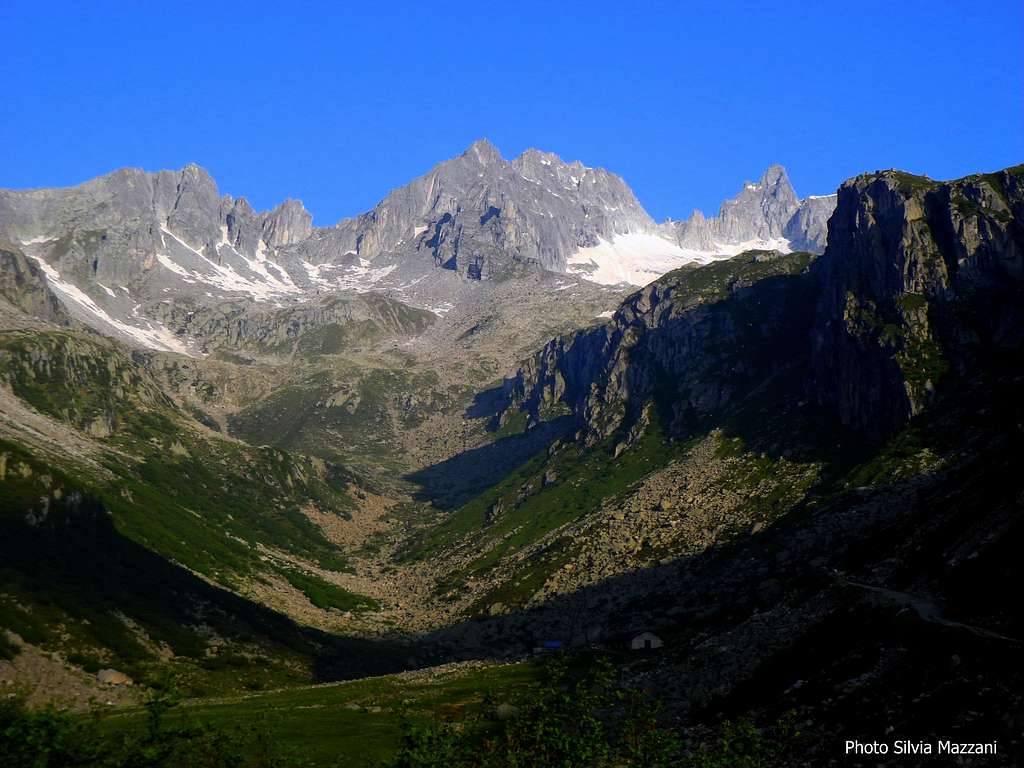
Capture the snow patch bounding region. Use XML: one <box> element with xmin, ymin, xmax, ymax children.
<box><xmin>429</xmin><ymin>301</ymin><xmax>455</xmax><ymax>316</ymax></box>
<box><xmin>567</xmin><ymin>233</ymin><xmax>723</xmax><ymax>287</ymax></box>
<box><xmin>24</xmin><ymin>252</ymin><xmax>191</xmax><ymax>354</ymax></box>
<box><xmin>157</xmin><ymin>227</ymin><xmax>300</xmax><ymax>299</ymax></box>
<box><xmin>718</xmin><ymin>237</ymin><xmax>793</xmax><ymax>255</ymax></box>
<box><xmin>301</xmin><ymin>260</ymin><xmax>399</xmax><ymax>293</ymax></box>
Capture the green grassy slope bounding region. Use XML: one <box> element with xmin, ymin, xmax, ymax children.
<box><xmin>400</xmin><ymin>250</ymin><xmax>836</xmax><ymax>611</ymax></box>
<box><xmin>0</xmin><ymin>329</ymin><xmax>386</xmax><ymax>687</ymax></box>
<box><xmin>100</xmin><ymin>662</ymin><xmax>542</xmax><ymax>766</ymax></box>
<box><xmin>0</xmin><ymin>440</ymin><xmax>404</xmax><ymax>695</ymax></box>
<box><xmin>0</xmin><ymin>329</ymin><xmax>371</xmax><ymax>583</ymax></box>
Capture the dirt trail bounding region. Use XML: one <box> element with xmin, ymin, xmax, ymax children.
<box><xmin>838</xmin><ymin>577</ymin><xmax>1020</xmax><ymax>644</ymax></box>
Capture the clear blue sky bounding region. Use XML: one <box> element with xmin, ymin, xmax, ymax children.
<box><xmin>2</xmin><ymin>1</ymin><xmax>1022</xmax><ymax>225</ymax></box>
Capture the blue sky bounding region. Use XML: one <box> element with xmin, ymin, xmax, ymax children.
<box><xmin>2</xmin><ymin>1</ymin><xmax>1021</xmax><ymax>225</ymax></box>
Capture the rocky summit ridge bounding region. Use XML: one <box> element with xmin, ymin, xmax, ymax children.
<box><xmin>666</xmin><ymin>164</ymin><xmax>835</xmax><ymax>253</ymax></box>
<box><xmin>0</xmin><ymin>142</ymin><xmax>835</xmax><ymax>355</ymax></box>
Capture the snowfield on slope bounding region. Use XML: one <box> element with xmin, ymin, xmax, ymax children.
<box><xmin>23</xmin><ymin>250</ymin><xmax>192</xmax><ymax>355</ymax></box>
<box><xmin>567</xmin><ymin>232</ymin><xmax>794</xmax><ymax>287</ymax></box>
<box><xmin>566</xmin><ymin>233</ymin><xmax>716</xmax><ymax>286</ymax></box>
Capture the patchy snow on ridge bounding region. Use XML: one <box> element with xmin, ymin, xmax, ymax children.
<box><xmin>24</xmin><ymin>252</ymin><xmax>191</xmax><ymax>355</ymax></box>
<box><xmin>567</xmin><ymin>233</ymin><xmax>721</xmax><ymax>287</ymax></box>
<box><xmin>158</xmin><ymin>227</ymin><xmax>301</xmax><ymax>300</ymax></box>
<box><xmin>301</xmin><ymin>260</ymin><xmax>399</xmax><ymax>293</ymax></box>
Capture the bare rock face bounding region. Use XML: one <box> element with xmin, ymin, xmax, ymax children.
<box><xmin>0</xmin><ymin>165</ymin><xmax>322</xmax><ymax>352</ymax></box>
<box><xmin>148</xmin><ymin>292</ymin><xmax>436</xmax><ymax>352</ymax></box>
<box><xmin>809</xmin><ymin>166</ymin><xmax>1024</xmax><ymax>440</ymax></box>
<box><xmin>668</xmin><ymin>165</ymin><xmax>835</xmax><ymax>254</ymax></box>
<box><xmin>261</xmin><ymin>199</ymin><xmax>313</xmax><ymax>247</ymax></box>
<box><xmin>96</xmin><ymin>668</ymin><xmax>133</xmax><ymax>686</ymax></box>
<box><xmin>785</xmin><ymin>194</ymin><xmax>836</xmax><ymax>252</ymax></box>
<box><xmin>0</xmin><ymin>145</ymin><xmax>839</xmax><ymax>358</ymax></box>
<box><xmin>0</xmin><ymin>141</ymin><xmax>663</xmax><ymax>352</ymax></box>
<box><xmin>715</xmin><ymin>164</ymin><xmax>799</xmax><ymax>242</ymax></box>
<box><xmin>500</xmin><ymin>163</ymin><xmax>1024</xmax><ymax>447</ymax></box>
<box><xmin>309</xmin><ymin>139</ymin><xmax>657</xmax><ymax>279</ymax></box>
<box><xmin>501</xmin><ymin>250</ymin><xmax>818</xmax><ymax>443</ymax></box>
<box><xmin>0</xmin><ymin>242</ymin><xmax>70</xmax><ymax>324</ymax></box>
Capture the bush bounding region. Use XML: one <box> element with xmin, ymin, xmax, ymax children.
<box><xmin>685</xmin><ymin>717</ymin><xmax>800</xmax><ymax>768</ymax></box>
<box><xmin>384</xmin><ymin>655</ymin><xmax>798</xmax><ymax>768</ymax></box>
<box><xmin>0</xmin><ymin>683</ymin><xmax>308</xmax><ymax>768</ymax></box>
<box><xmin>385</xmin><ymin>656</ymin><xmax>673</xmax><ymax>768</ymax></box>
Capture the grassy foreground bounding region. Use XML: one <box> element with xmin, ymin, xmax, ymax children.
<box><xmin>5</xmin><ymin>655</ymin><xmax>799</xmax><ymax>767</ymax></box>
<box><xmin>98</xmin><ymin>662</ymin><xmax>541</xmax><ymax>766</ymax></box>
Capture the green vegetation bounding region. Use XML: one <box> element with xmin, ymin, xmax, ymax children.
<box><xmin>407</xmin><ymin>415</ymin><xmax>689</xmax><ymax>609</ymax></box>
<box><xmin>954</xmin><ymin>194</ymin><xmax>1010</xmax><ymax>223</ymax></box>
<box><xmin>421</xmin><ymin>417</ymin><xmax>679</xmax><ymax>568</ymax></box>
<box><xmin>0</xmin><ymin>330</ymin><xmax>176</xmax><ymax>436</ymax></box>
<box><xmin>2</xmin><ymin>658</ymin><xmax>798</xmax><ymax>767</ymax></box>
<box><xmin>0</xmin><ymin>432</ymin><xmax>383</xmax><ymax>691</ymax></box>
<box><xmin>0</xmin><ymin>328</ymin><xmax>394</xmax><ymax>688</ymax></box>
<box><xmin>894</xmin><ymin>292</ymin><xmax>928</xmax><ymax>312</ymax></box>
<box><xmin>0</xmin><ymin>328</ymin><xmax>370</xmax><ymax>583</ymax></box>
<box><xmin>491</xmin><ymin>409</ymin><xmax>529</xmax><ymax>439</ymax></box>
<box><xmin>537</xmin><ymin>400</ymin><xmax>573</xmax><ymax>423</ymax></box>
<box><xmin>712</xmin><ymin>437</ymin><xmax>821</xmax><ymax>525</ymax></box>
<box><xmin>897</xmin><ymin>333</ymin><xmax>949</xmax><ymax>400</ymax></box>
<box><xmin>0</xmin><ymin>445</ymin><xmax>324</xmax><ymax>691</ymax></box>
<box><xmin>889</xmin><ymin>170</ymin><xmax>934</xmax><ymax>195</ymax></box>
<box><xmin>963</xmin><ymin>168</ymin><xmax>1018</xmax><ymax>209</ymax></box>
<box><xmin>278</xmin><ymin>568</ymin><xmax>379</xmax><ymax>612</ymax></box>
<box><xmin>228</xmin><ymin>365</ymin><xmax>456</xmax><ymax>471</ymax></box>
<box><xmin>383</xmin><ymin>656</ymin><xmax>800</xmax><ymax>768</ymax></box>
<box><xmin>406</xmin><ymin>253</ymin><xmax>825</xmax><ymax>609</ymax></box>
<box><xmin>295</xmin><ymin>322</ymin><xmax>363</xmax><ymax>356</ymax></box>
<box><xmin>842</xmin><ymin>422</ymin><xmax>940</xmax><ymax>487</ymax></box>
<box><xmin>1</xmin><ymin>686</ymin><xmax>301</xmax><ymax>768</ymax></box>
<box><xmin>843</xmin><ymin>290</ymin><xmax>948</xmax><ymax>398</ymax></box>
<box><xmin>111</xmin><ymin>439</ymin><xmax>354</xmax><ymax>576</ymax></box>
<box><xmin>97</xmin><ymin>663</ymin><xmax>542</xmax><ymax>766</ymax></box>
<box><xmin>659</xmin><ymin>250</ymin><xmax>815</xmax><ymax>306</ymax></box>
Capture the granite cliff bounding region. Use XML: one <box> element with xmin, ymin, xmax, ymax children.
<box><xmin>811</xmin><ymin>167</ymin><xmax>1024</xmax><ymax>439</ymax></box>
<box><xmin>501</xmin><ymin>165</ymin><xmax>1024</xmax><ymax>446</ymax></box>
<box><xmin>667</xmin><ymin>165</ymin><xmax>835</xmax><ymax>255</ymax></box>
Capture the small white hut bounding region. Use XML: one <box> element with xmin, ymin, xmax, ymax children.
<box><xmin>629</xmin><ymin>631</ymin><xmax>664</xmax><ymax>651</ymax></box>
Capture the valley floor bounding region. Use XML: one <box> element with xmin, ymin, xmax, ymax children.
<box><xmin>97</xmin><ymin>660</ymin><xmax>541</xmax><ymax>767</ymax></box>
